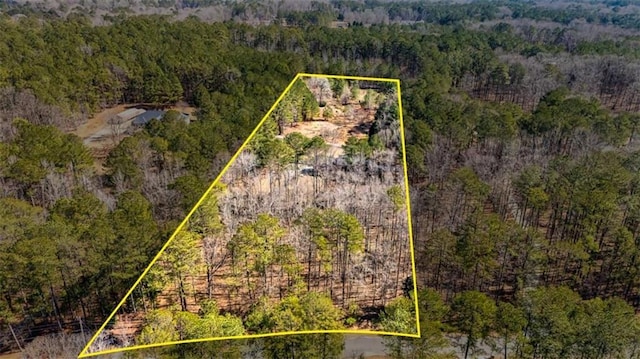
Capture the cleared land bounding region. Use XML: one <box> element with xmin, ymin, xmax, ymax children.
<box><xmin>71</xmin><ymin>103</ymin><xmax>196</xmax><ymax>174</ymax></box>
<box><xmin>73</xmin><ymin>103</ymin><xmax>196</xmax><ymax>149</ymax></box>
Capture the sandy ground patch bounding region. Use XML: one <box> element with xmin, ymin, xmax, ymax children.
<box><xmin>74</xmin><ymin>103</ymin><xmax>197</xmax><ymax>149</ymax></box>
<box><xmin>73</xmin><ymin>105</ymin><xmax>128</xmax><ymax>143</ymax></box>
<box><xmin>283</xmin><ymin>120</ymin><xmax>340</xmax><ymax>141</ymax></box>
<box><xmin>71</xmin><ymin>103</ymin><xmax>195</xmax><ymax>174</ymax></box>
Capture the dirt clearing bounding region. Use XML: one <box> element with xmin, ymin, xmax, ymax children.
<box><xmin>71</xmin><ymin>103</ymin><xmax>196</xmax><ymax>174</ymax></box>
<box><xmin>73</xmin><ymin>103</ymin><xmax>196</xmax><ymax>149</ymax></box>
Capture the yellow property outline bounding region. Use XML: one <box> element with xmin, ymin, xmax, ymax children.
<box><xmin>77</xmin><ymin>73</ymin><xmax>421</xmax><ymax>358</ymax></box>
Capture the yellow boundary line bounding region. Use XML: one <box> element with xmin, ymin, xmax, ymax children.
<box><xmin>298</xmin><ymin>73</ymin><xmax>399</xmax><ymax>83</ymax></box>
<box><xmin>78</xmin><ymin>73</ymin><xmax>420</xmax><ymax>358</ymax></box>
<box><xmin>396</xmin><ymin>78</ymin><xmax>422</xmax><ymax>338</ymax></box>
<box><xmin>80</xmin><ymin>330</ymin><xmax>418</xmax><ymax>357</ymax></box>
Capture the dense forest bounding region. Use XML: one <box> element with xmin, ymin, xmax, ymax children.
<box><xmin>0</xmin><ymin>0</ymin><xmax>640</xmax><ymax>358</ymax></box>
